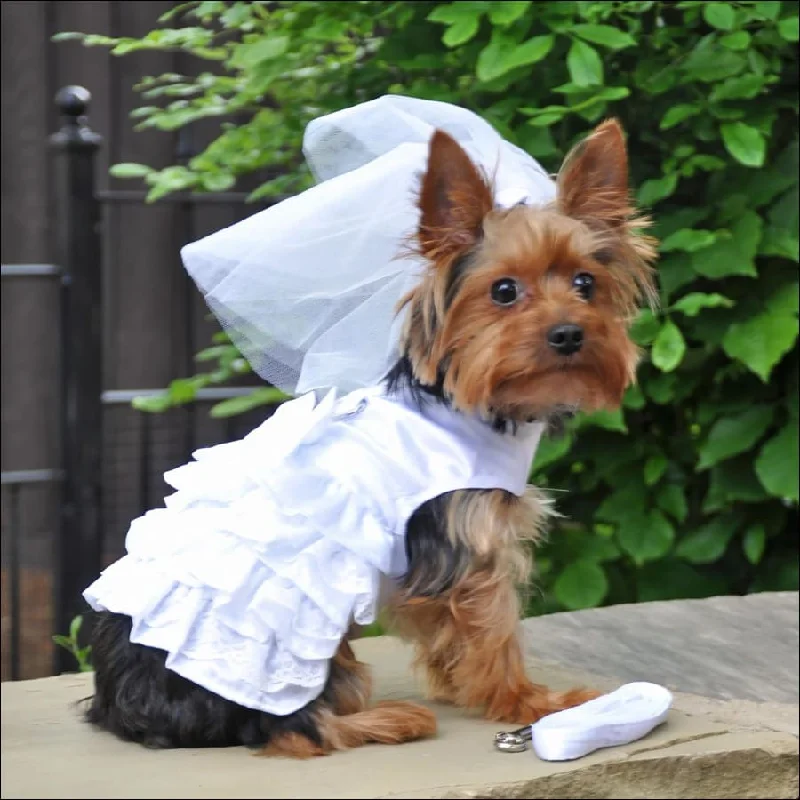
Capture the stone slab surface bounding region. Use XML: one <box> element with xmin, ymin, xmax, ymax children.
<box><xmin>2</xmin><ymin>594</ymin><xmax>798</xmax><ymax>799</ymax></box>
<box><xmin>521</xmin><ymin>591</ymin><xmax>799</xmax><ymax>704</ymax></box>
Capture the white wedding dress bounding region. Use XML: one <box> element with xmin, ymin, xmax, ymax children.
<box><xmin>84</xmin><ymin>384</ymin><xmax>543</xmax><ymax>716</ymax></box>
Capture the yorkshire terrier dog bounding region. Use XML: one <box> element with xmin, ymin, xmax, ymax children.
<box><xmin>87</xmin><ymin>117</ymin><xmax>657</xmax><ymax>757</ymax></box>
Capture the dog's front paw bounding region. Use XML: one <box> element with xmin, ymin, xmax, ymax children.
<box><xmin>486</xmin><ymin>686</ymin><xmax>602</xmax><ymax>725</ymax></box>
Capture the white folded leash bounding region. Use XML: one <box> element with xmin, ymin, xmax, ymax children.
<box><xmin>494</xmin><ymin>682</ymin><xmax>673</xmax><ymax>761</ymax></box>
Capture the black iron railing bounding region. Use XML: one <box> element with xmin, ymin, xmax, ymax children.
<box><xmin>1</xmin><ymin>86</ymin><xmax>279</xmax><ymax>680</ymax></box>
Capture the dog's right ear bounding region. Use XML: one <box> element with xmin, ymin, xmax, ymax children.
<box><xmin>417</xmin><ymin>130</ymin><xmax>494</xmax><ymax>264</ymax></box>
<box><xmin>556</xmin><ymin>119</ymin><xmax>632</xmax><ymax>228</ymax></box>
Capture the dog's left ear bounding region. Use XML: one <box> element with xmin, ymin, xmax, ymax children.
<box><xmin>417</xmin><ymin>130</ymin><xmax>494</xmax><ymax>264</ymax></box>
<box><xmin>557</xmin><ymin>119</ymin><xmax>631</xmax><ymax>228</ymax></box>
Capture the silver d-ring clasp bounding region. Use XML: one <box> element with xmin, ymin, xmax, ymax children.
<box><xmin>494</xmin><ymin>725</ymin><xmax>532</xmax><ymax>753</ymax></box>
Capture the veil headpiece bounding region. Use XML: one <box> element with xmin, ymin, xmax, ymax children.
<box><xmin>181</xmin><ymin>95</ymin><xmax>556</xmax><ymax>396</ymax></box>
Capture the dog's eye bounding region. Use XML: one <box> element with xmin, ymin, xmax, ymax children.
<box><xmin>491</xmin><ymin>278</ymin><xmax>520</xmax><ymax>307</ymax></box>
<box><xmin>572</xmin><ymin>273</ymin><xmax>595</xmax><ymax>301</ymax></box>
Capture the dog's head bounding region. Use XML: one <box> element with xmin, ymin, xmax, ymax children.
<box><xmin>394</xmin><ymin>119</ymin><xmax>659</xmax><ymax>423</ymax></box>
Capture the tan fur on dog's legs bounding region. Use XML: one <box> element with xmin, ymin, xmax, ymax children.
<box><xmin>264</xmin><ymin>703</ymin><xmax>437</xmax><ymax>758</ymax></box>
<box><xmin>262</xmin><ymin>638</ymin><xmax>436</xmax><ymax>758</ymax></box>
<box><xmin>394</xmin><ymin>568</ymin><xmax>598</xmax><ymax>724</ymax></box>
<box><xmin>321</xmin><ymin>639</ymin><xmax>437</xmax><ymax>750</ymax></box>
<box><xmin>320</xmin><ymin>701</ymin><xmax>438</xmax><ymax>750</ymax></box>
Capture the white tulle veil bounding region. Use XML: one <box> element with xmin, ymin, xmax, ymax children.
<box><xmin>180</xmin><ymin>95</ymin><xmax>556</xmax><ymax>396</ymax></box>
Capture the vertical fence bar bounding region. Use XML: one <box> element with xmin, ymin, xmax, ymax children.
<box><xmin>9</xmin><ymin>484</ymin><xmax>22</xmax><ymax>680</ymax></box>
<box><xmin>176</xmin><ymin>128</ymin><xmax>198</xmax><ymax>463</ymax></box>
<box><xmin>49</xmin><ymin>86</ymin><xmax>104</xmax><ymax>673</ymax></box>
<box><xmin>224</xmin><ymin>416</ymin><xmax>235</xmax><ymax>444</ymax></box>
<box><xmin>139</xmin><ymin>411</ymin><xmax>151</xmax><ymax>517</ymax></box>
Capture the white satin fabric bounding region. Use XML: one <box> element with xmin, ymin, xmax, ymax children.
<box><xmin>530</xmin><ymin>682</ymin><xmax>673</xmax><ymax>761</ymax></box>
<box><xmin>84</xmin><ymin>386</ymin><xmax>543</xmax><ymax>716</ymax></box>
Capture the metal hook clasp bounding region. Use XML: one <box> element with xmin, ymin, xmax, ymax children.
<box><xmin>493</xmin><ymin>724</ymin><xmax>532</xmax><ymax>753</ymax></box>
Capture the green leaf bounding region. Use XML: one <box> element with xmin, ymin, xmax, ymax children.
<box><xmin>201</xmin><ymin>172</ymin><xmax>236</xmax><ymax>192</ymax></box>
<box><xmin>755</xmin><ymin>420</ymin><xmax>799</xmax><ymax>502</ymax></box>
<box><xmin>692</xmin><ymin>211</ymin><xmax>762</xmax><ymax>279</ymax></box>
<box><xmin>52</xmin><ymin>31</ymin><xmax>86</xmax><ymax>42</ymax></box>
<box><xmin>682</xmin><ymin>38</ymin><xmax>744</xmax><ymax>82</ymax></box>
<box><xmin>659</xmin><ymin>255</ymin><xmax>696</xmax><ymax>300</ymax></box>
<box><xmin>519</xmin><ymin>126</ymin><xmax>558</xmax><ymax>158</ymax></box>
<box><xmin>131</xmin><ymin>391</ymin><xmax>172</xmax><ymax>413</ymax></box>
<box><xmin>488</xmin><ymin>1</ymin><xmax>531</xmax><ymax>25</ymax></box>
<box><xmin>710</xmin><ymin>74</ymin><xmax>768</xmax><ymax>102</ymax></box>
<box><xmin>553</xmin><ymin>561</ymin><xmax>608</xmax><ymax>610</ymax></box>
<box><xmin>477</xmin><ymin>33</ymin><xmax>554</xmax><ymax>82</ymax></box>
<box><xmin>581</xmin><ymin>535</ymin><xmax>621</xmax><ymax>563</ymax></box>
<box><xmin>531</xmin><ymin>432</ymin><xmax>574</xmax><ymax>473</ymax></box>
<box><xmin>657</xmin><ymin>484</ymin><xmax>688</xmax><ymax>523</ymax></box>
<box><xmin>703</xmin><ymin>456</ymin><xmax>769</xmax><ymax>512</ymax></box>
<box><xmin>623</xmin><ymin>383</ymin><xmax>646</xmax><ymax>410</ymax></box>
<box><xmin>676</xmin><ymin>516</ymin><xmax>738</xmax><ymax>564</ymax></box>
<box><xmin>617</xmin><ymin>509</ymin><xmax>675</xmax><ymax>564</ymax></box>
<box><xmin>719</xmin><ymin>30</ymin><xmax>750</xmax><ymax>49</ymax></box>
<box><xmin>69</xmin><ymin>615</ymin><xmax>83</xmax><ymax>642</ymax></box>
<box><xmin>427</xmin><ymin>3</ymin><xmax>481</xmax><ymax>24</ymax></box>
<box><xmin>552</xmin><ymin>84</ymin><xmax>628</xmax><ymax>99</ymax></box>
<box><xmin>755</xmin><ymin>2</ymin><xmax>781</xmax><ymax>20</ymax></box>
<box><xmin>195</xmin><ymin>345</ymin><xmax>234</xmax><ymax>363</ymax></box>
<box><xmin>660</xmin><ymin>104</ymin><xmax>700</xmax><ymax>130</ymax></box>
<box><xmin>571</xmin><ymin>24</ymin><xmax>636</xmax><ymax>50</ymax></box>
<box><xmin>660</xmin><ymin>229</ymin><xmax>716</xmax><ymax>253</ymax></box>
<box><xmin>644</xmin><ymin>454</ymin><xmax>668</xmax><ymax>486</ymax></box>
<box><xmin>580</xmin><ymin>407</ymin><xmax>627</xmax><ymax>433</ymax></box>
<box><xmin>525</xmin><ymin>110</ymin><xmax>567</xmax><ymax>127</ymax></box>
<box><xmin>637</xmin><ymin>173</ymin><xmax>678</xmax><ymax>205</ymax></box>
<box><xmin>629</xmin><ymin>309</ymin><xmax>661</xmax><ymax>346</ymax></box>
<box><xmin>647</xmin><ymin>372</ymin><xmax>679</xmax><ymax>404</ymax></box>
<box><xmin>168</xmin><ymin>378</ymin><xmax>199</xmax><ymax>404</ymax></box>
<box><xmin>721</xmin><ymin>122</ymin><xmax>766</xmax><ymax>168</ymax></box>
<box><xmin>697</xmin><ymin>406</ymin><xmax>774</xmax><ymax>470</ymax></box>
<box><xmin>651</xmin><ymin>320</ymin><xmax>686</xmax><ymax>372</ymax></box>
<box><xmin>442</xmin><ymin>15</ymin><xmax>480</xmax><ymax>47</ymax></box>
<box><xmin>110</xmin><ymin>162</ymin><xmax>153</xmax><ymax>179</ymax></box>
<box><xmin>597</xmin><ymin>482</ymin><xmax>647</xmax><ymax>525</ymax></box>
<box><xmin>723</xmin><ymin>285</ymin><xmax>799</xmax><ymax>381</ymax></box>
<box><xmin>703</xmin><ymin>3</ymin><xmax>735</xmax><ymax>30</ymax></box>
<box><xmin>145</xmin><ymin>166</ymin><xmax>197</xmax><ymax>200</ymax></box>
<box><xmin>719</xmin><ymin>30</ymin><xmax>751</xmax><ymax>50</ymax></box>
<box><xmin>778</xmin><ymin>16</ymin><xmax>800</xmax><ymax>42</ymax></box>
<box><xmin>567</xmin><ymin>39</ymin><xmax>604</xmax><ymax>87</ymax></box>
<box><xmin>761</xmin><ymin>186</ymin><xmax>799</xmax><ymax>262</ymax></box>
<box><xmin>671</xmin><ymin>293</ymin><xmax>734</xmax><ymax>317</ymax></box>
<box><xmin>508</xmin><ymin>35</ymin><xmax>556</xmax><ymax>69</ymax></box>
<box><xmin>742</xmin><ymin>524</ymin><xmax>766</xmax><ymax>565</ymax></box>
<box><xmin>210</xmin><ymin>387</ymin><xmax>287</xmax><ymax>418</ymax></box>
<box><xmin>229</xmin><ymin>36</ymin><xmax>288</xmax><ymax>69</ymax></box>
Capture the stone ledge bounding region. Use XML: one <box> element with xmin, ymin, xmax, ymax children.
<box><xmin>2</xmin><ymin>594</ymin><xmax>798</xmax><ymax>799</ymax></box>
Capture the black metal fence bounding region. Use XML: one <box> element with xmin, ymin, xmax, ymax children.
<box><xmin>1</xmin><ymin>86</ymin><xmax>276</xmax><ymax>679</ymax></box>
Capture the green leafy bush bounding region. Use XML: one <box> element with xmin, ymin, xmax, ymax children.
<box><xmin>58</xmin><ymin>0</ymin><xmax>799</xmax><ymax>615</ymax></box>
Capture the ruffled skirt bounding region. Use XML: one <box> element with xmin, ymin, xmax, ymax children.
<box><xmin>84</xmin><ymin>389</ymin><xmax>400</xmax><ymax>716</ymax></box>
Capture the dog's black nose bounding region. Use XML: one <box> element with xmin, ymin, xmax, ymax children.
<box><xmin>547</xmin><ymin>324</ymin><xmax>584</xmax><ymax>355</ymax></box>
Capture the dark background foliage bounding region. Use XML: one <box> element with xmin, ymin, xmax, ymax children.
<box><xmin>59</xmin><ymin>0</ymin><xmax>799</xmax><ymax>617</ymax></box>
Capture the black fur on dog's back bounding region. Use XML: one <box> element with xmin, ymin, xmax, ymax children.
<box><xmin>87</xmin><ymin>611</ymin><xmax>326</xmax><ymax>749</ymax></box>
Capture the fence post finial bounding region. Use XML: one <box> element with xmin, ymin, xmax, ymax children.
<box><xmin>50</xmin><ymin>85</ymin><xmax>104</xmax><ymax>674</ymax></box>
<box><xmin>52</xmin><ymin>85</ymin><xmax>101</xmax><ymax>148</ymax></box>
